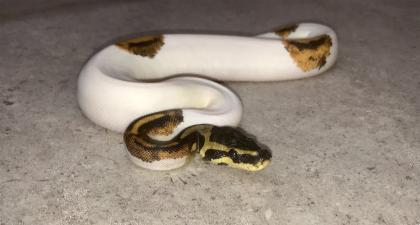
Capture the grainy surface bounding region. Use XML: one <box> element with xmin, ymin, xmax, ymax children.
<box><xmin>0</xmin><ymin>0</ymin><xmax>419</xmax><ymax>224</ymax></box>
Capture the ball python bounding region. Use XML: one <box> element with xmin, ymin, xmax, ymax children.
<box><xmin>77</xmin><ymin>23</ymin><xmax>338</xmax><ymax>171</ymax></box>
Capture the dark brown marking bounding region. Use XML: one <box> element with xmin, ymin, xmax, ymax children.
<box><xmin>202</xmin><ymin>149</ymin><xmax>269</xmax><ymax>165</ymax></box>
<box><xmin>125</xmin><ymin>132</ymin><xmax>192</xmax><ymax>162</ymax></box>
<box><xmin>145</xmin><ymin>110</ymin><xmax>183</xmax><ymax>136</ymax></box>
<box><xmin>116</xmin><ymin>35</ymin><xmax>164</xmax><ymax>58</ymax></box>
<box><xmin>209</xmin><ymin>126</ymin><xmax>260</xmax><ymax>150</ymax></box>
<box><xmin>275</xmin><ymin>24</ymin><xmax>298</xmax><ymax>38</ymax></box>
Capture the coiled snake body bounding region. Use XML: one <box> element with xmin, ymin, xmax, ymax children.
<box><xmin>77</xmin><ymin>23</ymin><xmax>338</xmax><ymax>171</ymax></box>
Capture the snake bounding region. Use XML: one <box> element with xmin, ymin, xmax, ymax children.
<box><xmin>77</xmin><ymin>23</ymin><xmax>338</xmax><ymax>171</ymax></box>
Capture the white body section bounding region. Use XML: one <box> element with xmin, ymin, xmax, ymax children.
<box><xmin>77</xmin><ymin>23</ymin><xmax>338</xmax><ymax>133</ymax></box>
<box><xmin>126</xmin><ymin>149</ymin><xmax>189</xmax><ymax>170</ymax></box>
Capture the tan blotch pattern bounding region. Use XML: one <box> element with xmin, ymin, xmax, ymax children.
<box><xmin>116</xmin><ymin>35</ymin><xmax>164</xmax><ymax>58</ymax></box>
<box><xmin>124</xmin><ymin>110</ymin><xmax>190</xmax><ymax>162</ymax></box>
<box><xmin>282</xmin><ymin>35</ymin><xmax>332</xmax><ymax>72</ymax></box>
<box><xmin>148</xmin><ymin>111</ymin><xmax>183</xmax><ymax>136</ymax></box>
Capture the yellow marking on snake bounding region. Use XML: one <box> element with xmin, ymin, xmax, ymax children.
<box><xmin>210</xmin><ymin>157</ymin><xmax>270</xmax><ymax>171</ymax></box>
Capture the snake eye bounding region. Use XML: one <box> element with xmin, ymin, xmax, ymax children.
<box><xmin>228</xmin><ymin>149</ymin><xmax>240</xmax><ymax>163</ymax></box>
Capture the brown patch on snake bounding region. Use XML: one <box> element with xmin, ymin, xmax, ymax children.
<box><xmin>282</xmin><ymin>35</ymin><xmax>332</xmax><ymax>72</ymax></box>
<box><xmin>146</xmin><ymin>110</ymin><xmax>183</xmax><ymax>136</ymax></box>
<box><xmin>275</xmin><ymin>24</ymin><xmax>298</xmax><ymax>38</ymax></box>
<box><xmin>116</xmin><ymin>35</ymin><xmax>164</xmax><ymax>58</ymax></box>
<box><xmin>127</xmin><ymin>110</ymin><xmax>183</xmax><ymax>136</ymax></box>
<box><xmin>124</xmin><ymin>110</ymin><xmax>191</xmax><ymax>162</ymax></box>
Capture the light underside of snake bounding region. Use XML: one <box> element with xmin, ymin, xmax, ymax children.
<box><xmin>77</xmin><ymin>23</ymin><xmax>338</xmax><ymax>171</ymax></box>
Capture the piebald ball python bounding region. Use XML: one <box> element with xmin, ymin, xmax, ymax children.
<box><xmin>77</xmin><ymin>23</ymin><xmax>338</xmax><ymax>171</ymax></box>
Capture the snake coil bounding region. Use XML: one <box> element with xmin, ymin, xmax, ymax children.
<box><xmin>77</xmin><ymin>23</ymin><xmax>338</xmax><ymax>171</ymax></box>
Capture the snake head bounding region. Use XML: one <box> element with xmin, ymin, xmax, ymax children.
<box><xmin>202</xmin><ymin>126</ymin><xmax>272</xmax><ymax>171</ymax></box>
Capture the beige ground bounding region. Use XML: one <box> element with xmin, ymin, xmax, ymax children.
<box><xmin>0</xmin><ymin>0</ymin><xmax>419</xmax><ymax>224</ymax></box>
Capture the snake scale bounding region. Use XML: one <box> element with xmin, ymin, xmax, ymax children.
<box><xmin>77</xmin><ymin>23</ymin><xmax>338</xmax><ymax>171</ymax></box>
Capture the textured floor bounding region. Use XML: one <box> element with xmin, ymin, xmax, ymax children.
<box><xmin>1</xmin><ymin>0</ymin><xmax>419</xmax><ymax>224</ymax></box>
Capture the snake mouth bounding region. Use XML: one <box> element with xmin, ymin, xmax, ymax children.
<box><xmin>251</xmin><ymin>148</ymin><xmax>272</xmax><ymax>171</ymax></box>
<box><xmin>237</xmin><ymin>146</ymin><xmax>272</xmax><ymax>171</ymax></box>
